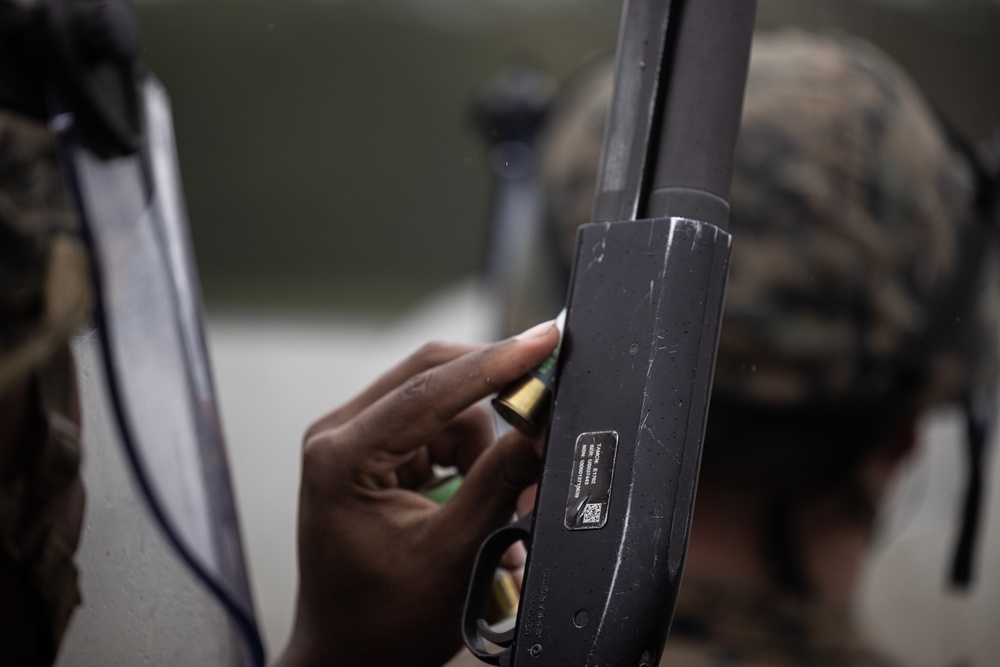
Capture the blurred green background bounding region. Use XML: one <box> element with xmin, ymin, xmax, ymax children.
<box><xmin>135</xmin><ymin>0</ymin><xmax>1000</xmax><ymax>315</ymax></box>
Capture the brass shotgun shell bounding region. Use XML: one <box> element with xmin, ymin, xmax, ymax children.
<box><xmin>492</xmin><ymin>374</ymin><xmax>552</xmax><ymax>437</ymax></box>
<box><xmin>493</xmin><ymin>309</ymin><xmax>566</xmax><ymax>436</ymax></box>
<box><xmin>487</xmin><ymin>570</ymin><xmax>521</xmax><ymax>623</ymax></box>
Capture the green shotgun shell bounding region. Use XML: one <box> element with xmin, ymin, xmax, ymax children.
<box><xmin>419</xmin><ymin>473</ymin><xmax>464</xmax><ymax>504</ymax></box>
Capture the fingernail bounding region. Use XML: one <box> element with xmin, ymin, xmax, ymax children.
<box><xmin>514</xmin><ymin>308</ymin><xmax>567</xmax><ymax>341</ymax></box>
<box><xmin>515</xmin><ymin>320</ymin><xmax>556</xmax><ymax>340</ymax></box>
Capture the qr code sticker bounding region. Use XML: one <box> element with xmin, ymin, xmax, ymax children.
<box><xmin>582</xmin><ymin>503</ymin><xmax>602</xmax><ymax>524</ymax></box>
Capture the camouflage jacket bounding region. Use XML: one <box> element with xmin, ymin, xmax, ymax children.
<box><xmin>1</xmin><ymin>108</ymin><xmax>88</xmax><ymax>663</ymax></box>
<box><xmin>445</xmin><ymin>577</ymin><xmax>898</xmax><ymax>667</ymax></box>
<box><xmin>660</xmin><ymin>578</ymin><xmax>899</xmax><ymax>667</ymax></box>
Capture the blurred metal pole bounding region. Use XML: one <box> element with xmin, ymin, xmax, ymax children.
<box><xmin>471</xmin><ymin>65</ymin><xmax>555</xmax><ymax>338</ymax></box>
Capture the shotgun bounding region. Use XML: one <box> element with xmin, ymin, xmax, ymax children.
<box><xmin>464</xmin><ymin>1</ymin><xmax>757</xmax><ymax>664</ymax></box>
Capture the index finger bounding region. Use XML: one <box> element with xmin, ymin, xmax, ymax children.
<box><xmin>340</xmin><ymin>323</ymin><xmax>558</xmax><ymax>459</ymax></box>
<box><xmin>306</xmin><ymin>341</ymin><xmax>481</xmax><ymax>440</ymax></box>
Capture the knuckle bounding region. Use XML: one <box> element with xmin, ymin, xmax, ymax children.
<box><xmin>405</xmin><ymin>373</ymin><xmax>447</xmax><ymax>423</ymax></box>
<box><xmin>302</xmin><ymin>421</ymin><xmax>326</xmax><ymax>445</ymax></box>
<box><xmin>301</xmin><ymin>429</ymin><xmax>330</xmax><ymax>467</ymax></box>
<box><xmin>301</xmin><ymin>423</ymin><xmax>348</xmax><ymax>470</ymax></box>
<box><xmin>301</xmin><ymin>424</ymin><xmax>368</xmax><ymax>493</ymax></box>
<box><xmin>302</xmin><ymin>405</ymin><xmax>351</xmax><ymax>442</ymax></box>
<box><xmin>302</xmin><ymin>426</ymin><xmax>375</xmax><ymax>493</ymax></box>
<box><xmin>399</xmin><ymin>368</ymin><xmax>433</xmax><ymax>405</ymax></box>
<box><xmin>397</xmin><ymin>368</ymin><xmax>451</xmax><ymax>424</ymax></box>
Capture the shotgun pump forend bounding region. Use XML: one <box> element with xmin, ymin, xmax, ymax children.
<box><xmin>467</xmin><ymin>216</ymin><xmax>731</xmax><ymax>666</ymax></box>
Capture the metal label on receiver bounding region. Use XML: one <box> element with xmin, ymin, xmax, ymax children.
<box><xmin>564</xmin><ymin>431</ymin><xmax>619</xmax><ymax>530</ymax></box>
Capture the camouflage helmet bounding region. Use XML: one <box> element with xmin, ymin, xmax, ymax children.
<box><xmin>538</xmin><ymin>29</ymin><xmax>999</xmax><ymax>418</ymax></box>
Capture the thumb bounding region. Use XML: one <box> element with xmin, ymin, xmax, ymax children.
<box><xmin>434</xmin><ymin>429</ymin><xmax>542</xmax><ymax>549</ymax></box>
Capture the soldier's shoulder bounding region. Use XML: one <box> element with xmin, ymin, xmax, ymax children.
<box><xmin>0</xmin><ymin>110</ymin><xmax>90</xmax><ymax>391</ymax></box>
<box><xmin>663</xmin><ymin>578</ymin><xmax>902</xmax><ymax>667</ymax></box>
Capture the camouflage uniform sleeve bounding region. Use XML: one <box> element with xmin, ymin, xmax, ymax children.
<box><xmin>0</xmin><ymin>109</ymin><xmax>91</xmax><ymax>663</ymax></box>
<box><xmin>0</xmin><ymin>109</ymin><xmax>91</xmax><ymax>393</ymax></box>
<box><xmin>660</xmin><ymin>578</ymin><xmax>903</xmax><ymax>667</ymax></box>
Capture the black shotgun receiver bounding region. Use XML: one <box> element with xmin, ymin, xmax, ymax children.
<box><xmin>463</xmin><ymin>1</ymin><xmax>756</xmax><ymax>665</ymax></box>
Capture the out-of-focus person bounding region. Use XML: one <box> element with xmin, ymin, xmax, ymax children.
<box><xmin>452</xmin><ymin>29</ymin><xmax>999</xmax><ymax>667</ymax></box>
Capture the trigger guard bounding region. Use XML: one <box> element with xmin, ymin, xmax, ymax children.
<box><xmin>477</xmin><ymin>618</ymin><xmax>514</xmax><ymax>647</ymax></box>
<box><xmin>462</xmin><ymin>514</ymin><xmax>532</xmax><ymax>664</ymax></box>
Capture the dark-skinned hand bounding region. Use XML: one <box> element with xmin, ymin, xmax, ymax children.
<box><xmin>275</xmin><ymin>321</ymin><xmax>558</xmax><ymax>667</ymax></box>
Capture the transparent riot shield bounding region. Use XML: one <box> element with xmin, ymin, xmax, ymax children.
<box><xmin>52</xmin><ymin>73</ymin><xmax>265</xmax><ymax>666</ymax></box>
